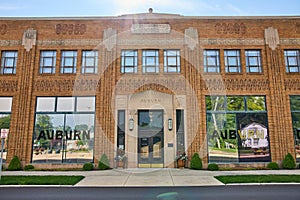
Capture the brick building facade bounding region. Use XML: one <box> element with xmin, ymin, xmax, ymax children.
<box><xmin>0</xmin><ymin>11</ymin><xmax>300</xmax><ymax>169</ymax></box>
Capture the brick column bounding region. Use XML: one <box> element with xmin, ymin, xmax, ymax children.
<box><xmin>265</xmin><ymin>27</ymin><xmax>295</xmax><ymax>163</ymax></box>
<box><xmin>7</xmin><ymin>28</ymin><xmax>37</xmax><ymax>166</ymax></box>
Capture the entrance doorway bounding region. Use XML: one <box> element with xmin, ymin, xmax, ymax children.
<box><xmin>138</xmin><ymin>110</ymin><xmax>164</xmax><ymax>168</ymax></box>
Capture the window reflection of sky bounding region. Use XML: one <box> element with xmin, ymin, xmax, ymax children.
<box><xmin>0</xmin><ymin>97</ymin><xmax>12</xmax><ymax>112</ymax></box>
<box><xmin>36</xmin><ymin>97</ymin><xmax>95</xmax><ymax>112</ymax></box>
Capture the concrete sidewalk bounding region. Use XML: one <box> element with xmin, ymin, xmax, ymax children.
<box><xmin>2</xmin><ymin>168</ymin><xmax>300</xmax><ymax>187</ymax></box>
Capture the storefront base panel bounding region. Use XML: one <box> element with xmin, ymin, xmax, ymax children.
<box><xmin>29</xmin><ymin>163</ymin><xmax>84</xmax><ymax>170</ymax></box>
<box><xmin>12</xmin><ymin>161</ymin><xmax>298</xmax><ymax>170</ymax></box>
<box><xmin>213</xmin><ymin>163</ymin><xmax>269</xmax><ymax>170</ymax></box>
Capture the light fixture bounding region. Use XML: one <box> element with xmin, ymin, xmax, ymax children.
<box><xmin>168</xmin><ymin>119</ymin><xmax>173</xmax><ymax>131</ymax></box>
<box><xmin>129</xmin><ymin>118</ymin><xmax>134</xmax><ymax>131</ymax></box>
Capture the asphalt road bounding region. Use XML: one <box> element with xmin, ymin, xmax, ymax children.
<box><xmin>0</xmin><ymin>185</ymin><xmax>300</xmax><ymax>200</ymax></box>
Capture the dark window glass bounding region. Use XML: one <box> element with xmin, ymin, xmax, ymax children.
<box><xmin>117</xmin><ymin>110</ymin><xmax>125</xmax><ymax>150</ymax></box>
<box><xmin>176</xmin><ymin>110</ymin><xmax>185</xmax><ymax>155</ymax></box>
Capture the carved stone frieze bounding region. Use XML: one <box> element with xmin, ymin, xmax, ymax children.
<box><xmin>280</xmin><ymin>38</ymin><xmax>300</xmax><ymax>45</ymax></box>
<box><xmin>185</xmin><ymin>27</ymin><xmax>199</xmax><ymax>50</ymax></box>
<box><xmin>265</xmin><ymin>27</ymin><xmax>280</xmax><ymax>50</ymax></box>
<box><xmin>215</xmin><ymin>23</ymin><xmax>246</xmax><ymax>34</ymax></box>
<box><xmin>200</xmin><ymin>38</ymin><xmax>264</xmax><ymax>46</ymax></box>
<box><xmin>22</xmin><ymin>28</ymin><xmax>37</xmax><ymax>52</ymax></box>
<box><xmin>131</xmin><ymin>24</ymin><xmax>171</xmax><ymax>34</ymax></box>
<box><xmin>202</xmin><ymin>78</ymin><xmax>269</xmax><ymax>91</ymax></box>
<box><xmin>118</xmin><ymin>37</ymin><xmax>183</xmax><ymax>46</ymax></box>
<box><xmin>34</xmin><ymin>79</ymin><xmax>100</xmax><ymax>92</ymax></box>
<box><xmin>0</xmin><ymin>80</ymin><xmax>18</xmax><ymax>92</ymax></box>
<box><xmin>37</xmin><ymin>39</ymin><xmax>102</xmax><ymax>46</ymax></box>
<box><xmin>55</xmin><ymin>24</ymin><xmax>86</xmax><ymax>35</ymax></box>
<box><xmin>0</xmin><ymin>40</ymin><xmax>22</xmax><ymax>46</ymax></box>
<box><xmin>103</xmin><ymin>28</ymin><xmax>117</xmax><ymax>51</ymax></box>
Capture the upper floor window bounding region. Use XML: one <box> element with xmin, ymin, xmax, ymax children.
<box><xmin>60</xmin><ymin>50</ymin><xmax>77</xmax><ymax>74</ymax></box>
<box><xmin>285</xmin><ymin>50</ymin><xmax>300</xmax><ymax>73</ymax></box>
<box><xmin>1</xmin><ymin>51</ymin><xmax>18</xmax><ymax>75</ymax></box>
<box><xmin>121</xmin><ymin>50</ymin><xmax>137</xmax><ymax>73</ymax></box>
<box><xmin>204</xmin><ymin>50</ymin><xmax>220</xmax><ymax>73</ymax></box>
<box><xmin>40</xmin><ymin>50</ymin><xmax>56</xmax><ymax>74</ymax></box>
<box><xmin>245</xmin><ymin>50</ymin><xmax>262</xmax><ymax>73</ymax></box>
<box><xmin>224</xmin><ymin>50</ymin><xmax>241</xmax><ymax>73</ymax></box>
<box><xmin>164</xmin><ymin>50</ymin><xmax>180</xmax><ymax>73</ymax></box>
<box><xmin>82</xmin><ymin>50</ymin><xmax>98</xmax><ymax>74</ymax></box>
<box><xmin>142</xmin><ymin>50</ymin><xmax>159</xmax><ymax>73</ymax></box>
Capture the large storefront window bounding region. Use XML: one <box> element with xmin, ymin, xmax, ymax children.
<box><xmin>290</xmin><ymin>96</ymin><xmax>300</xmax><ymax>162</ymax></box>
<box><xmin>206</xmin><ymin>96</ymin><xmax>270</xmax><ymax>163</ymax></box>
<box><xmin>0</xmin><ymin>97</ymin><xmax>12</xmax><ymax>163</ymax></box>
<box><xmin>32</xmin><ymin>96</ymin><xmax>95</xmax><ymax>163</ymax></box>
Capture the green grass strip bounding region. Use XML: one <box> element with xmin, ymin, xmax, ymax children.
<box><xmin>0</xmin><ymin>176</ymin><xmax>84</xmax><ymax>185</ymax></box>
<box><xmin>215</xmin><ymin>175</ymin><xmax>300</xmax><ymax>184</ymax></box>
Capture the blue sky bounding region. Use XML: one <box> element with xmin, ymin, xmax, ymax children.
<box><xmin>0</xmin><ymin>0</ymin><xmax>299</xmax><ymax>17</ymax></box>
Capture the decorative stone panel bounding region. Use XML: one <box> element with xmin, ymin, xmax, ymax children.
<box><xmin>200</xmin><ymin>38</ymin><xmax>264</xmax><ymax>46</ymax></box>
<box><xmin>185</xmin><ymin>27</ymin><xmax>199</xmax><ymax>50</ymax></box>
<box><xmin>37</xmin><ymin>39</ymin><xmax>102</xmax><ymax>46</ymax></box>
<box><xmin>131</xmin><ymin>24</ymin><xmax>171</xmax><ymax>34</ymax></box>
<box><xmin>22</xmin><ymin>28</ymin><xmax>37</xmax><ymax>52</ymax></box>
<box><xmin>280</xmin><ymin>38</ymin><xmax>300</xmax><ymax>45</ymax></box>
<box><xmin>265</xmin><ymin>27</ymin><xmax>280</xmax><ymax>50</ymax></box>
<box><xmin>0</xmin><ymin>40</ymin><xmax>21</xmax><ymax>46</ymax></box>
<box><xmin>103</xmin><ymin>28</ymin><xmax>117</xmax><ymax>51</ymax></box>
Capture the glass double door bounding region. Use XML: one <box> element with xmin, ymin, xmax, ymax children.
<box><xmin>138</xmin><ymin>110</ymin><xmax>164</xmax><ymax>168</ymax></box>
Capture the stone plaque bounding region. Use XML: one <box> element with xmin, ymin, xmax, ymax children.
<box><xmin>22</xmin><ymin>28</ymin><xmax>37</xmax><ymax>52</ymax></box>
<box><xmin>265</xmin><ymin>27</ymin><xmax>280</xmax><ymax>50</ymax></box>
<box><xmin>131</xmin><ymin>24</ymin><xmax>171</xmax><ymax>34</ymax></box>
<box><xmin>185</xmin><ymin>27</ymin><xmax>199</xmax><ymax>50</ymax></box>
<box><xmin>103</xmin><ymin>28</ymin><xmax>117</xmax><ymax>51</ymax></box>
